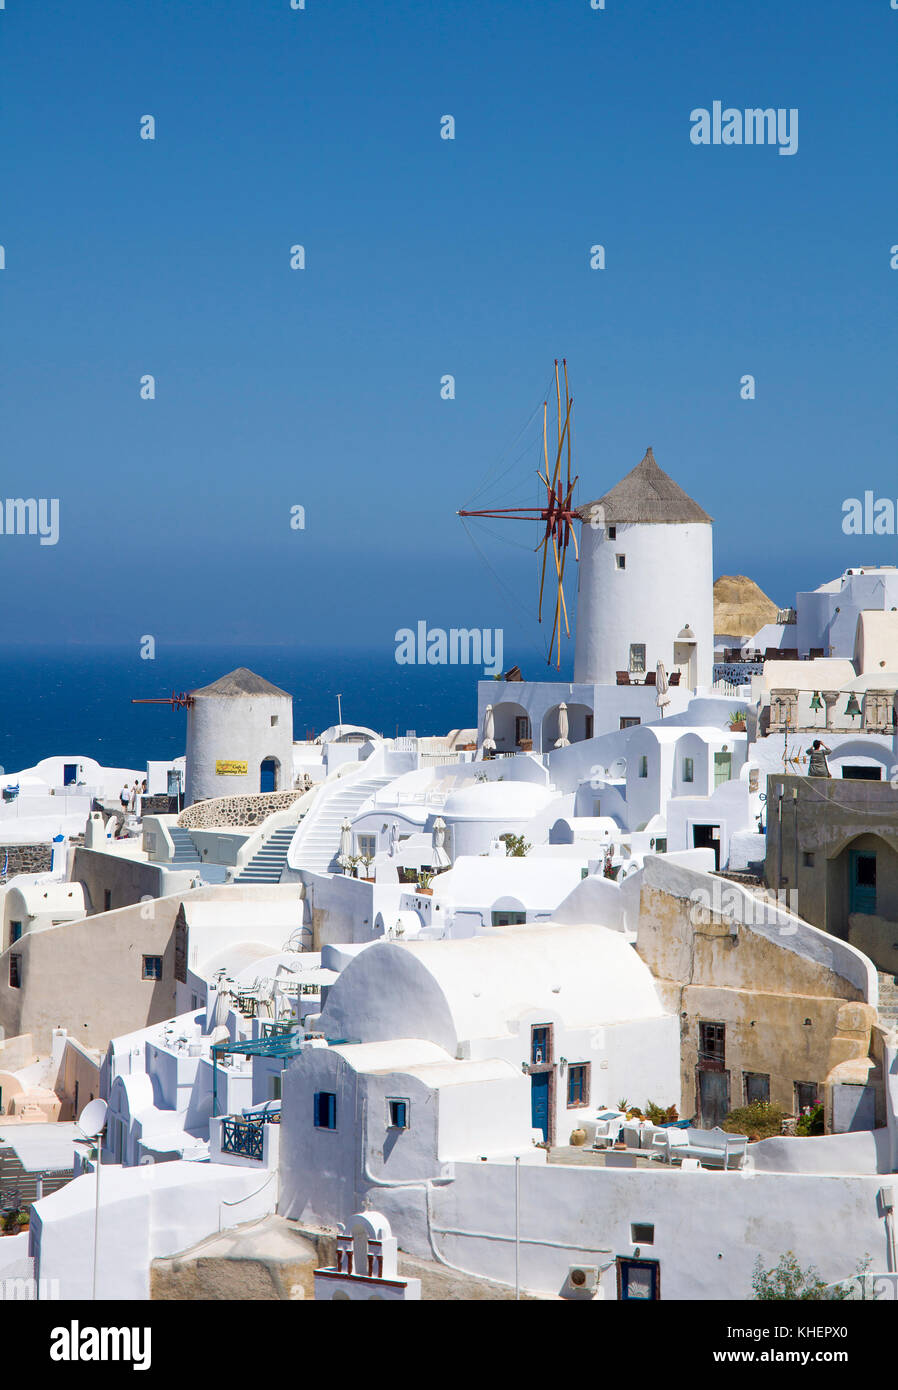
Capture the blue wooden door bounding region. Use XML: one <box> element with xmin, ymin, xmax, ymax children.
<box><xmin>531</xmin><ymin>1071</ymin><xmax>550</xmax><ymax>1140</ymax></box>
<box><xmin>850</xmin><ymin>851</ymin><xmax>876</xmax><ymax>914</ymax></box>
<box><xmin>260</xmin><ymin>759</ymin><xmax>277</xmax><ymax>793</ymax></box>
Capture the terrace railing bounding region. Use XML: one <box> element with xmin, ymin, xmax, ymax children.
<box><xmin>221</xmin><ymin>1117</ymin><xmax>264</xmax><ymax>1161</ymax></box>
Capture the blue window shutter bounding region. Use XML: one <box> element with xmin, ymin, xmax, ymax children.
<box><xmin>314</xmin><ymin>1093</ymin><xmax>320</xmax><ymax>1127</ymax></box>
<box><xmin>328</xmin><ymin>1094</ymin><xmax>336</xmax><ymax>1128</ymax></box>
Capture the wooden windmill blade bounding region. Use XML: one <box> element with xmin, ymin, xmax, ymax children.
<box><xmin>457</xmin><ymin>358</ymin><xmax>580</xmax><ymax>669</ymax></box>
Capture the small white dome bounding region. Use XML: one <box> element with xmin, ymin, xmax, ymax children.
<box><xmin>442</xmin><ymin>781</ymin><xmax>552</xmax><ymax>822</ymax></box>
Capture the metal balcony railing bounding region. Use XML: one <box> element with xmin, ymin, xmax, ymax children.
<box><xmin>221</xmin><ymin>1117</ymin><xmax>264</xmax><ymax>1160</ymax></box>
<box><xmin>260</xmin><ymin>1021</ymin><xmax>293</xmax><ymax>1039</ymax></box>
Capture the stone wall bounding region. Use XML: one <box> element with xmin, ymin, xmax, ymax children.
<box><xmin>140</xmin><ymin>794</ymin><xmax>178</xmax><ymax>817</ymax></box>
<box><xmin>178</xmin><ymin>787</ymin><xmax>308</xmax><ymax>830</ymax></box>
<box><xmin>0</xmin><ymin>844</ymin><xmax>53</xmax><ymax>884</ymax></box>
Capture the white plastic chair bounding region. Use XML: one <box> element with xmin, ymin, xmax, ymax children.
<box><xmin>592</xmin><ymin>1116</ymin><xmax>624</xmax><ymax>1150</ymax></box>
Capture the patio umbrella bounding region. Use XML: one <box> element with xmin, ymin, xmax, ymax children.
<box><xmin>656</xmin><ymin>662</ymin><xmax>670</xmax><ymax>716</ymax></box>
<box><xmin>207</xmin><ymin>985</ymin><xmax>231</xmax><ymax>1033</ymax></box>
<box><xmin>337</xmin><ymin>818</ymin><xmax>354</xmax><ymax>872</ymax></box>
<box><xmin>554</xmin><ymin>701</ymin><xmax>571</xmax><ymax>748</ymax></box>
<box><xmin>482</xmin><ymin>704</ymin><xmax>496</xmax><ymax>752</ymax></box>
<box><xmin>431</xmin><ymin>816</ymin><xmax>451</xmax><ymax>869</ymax></box>
<box><xmin>389</xmin><ymin>822</ymin><xmax>399</xmax><ymax>857</ymax></box>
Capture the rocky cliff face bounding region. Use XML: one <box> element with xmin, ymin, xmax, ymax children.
<box><xmin>714</xmin><ymin>574</ymin><xmax>780</xmax><ymax>637</ymax></box>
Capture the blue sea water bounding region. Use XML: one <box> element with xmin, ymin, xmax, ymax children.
<box><xmin>0</xmin><ymin>644</ymin><xmax>565</xmax><ymax>774</ymax></box>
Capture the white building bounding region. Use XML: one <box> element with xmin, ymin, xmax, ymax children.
<box><xmin>278</xmin><ymin>916</ymin><xmax>680</xmax><ymax>1223</ymax></box>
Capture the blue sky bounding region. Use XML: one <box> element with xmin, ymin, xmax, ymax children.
<box><xmin>2</xmin><ymin>0</ymin><xmax>897</xmax><ymax>669</ymax></box>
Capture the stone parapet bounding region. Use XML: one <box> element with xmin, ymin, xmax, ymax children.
<box><xmin>177</xmin><ymin>787</ymin><xmax>309</xmax><ymax>830</ymax></box>
<box><xmin>0</xmin><ymin>844</ymin><xmax>53</xmax><ymax>883</ymax></box>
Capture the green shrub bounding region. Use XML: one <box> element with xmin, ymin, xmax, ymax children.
<box><xmin>644</xmin><ymin>1100</ymin><xmax>679</xmax><ymax>1125</ymax></box>
<box><xmin>796</xmin><ymin>1102</ymin><xmax>824</xmax><ymax>1136</ymax></box>
<box><xmin>752</xmin><ymin>1252</ymin><xmax>847</xmax><ymax>1301</ymax></box>
<box><xmin>722</xmin><ymin>1101</ymin><xmax>785</xmax><ymax>1140</ymax></box>
<box><xmin>499</xmin><ymin>833</ymin><xmax>530</xmax><ymax>858</ymax></box>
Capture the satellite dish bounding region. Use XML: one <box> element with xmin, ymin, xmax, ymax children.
<box><xmin>77</xmin><ymin>1098</ymin><xmax>108</xmax><ymax>1138</ymax></box>
<box><xmin>610</xmin><ymin>758</ymin><xmax>627</xmax><ymax>778</ymax></box>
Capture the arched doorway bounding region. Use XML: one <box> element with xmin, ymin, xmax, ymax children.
<box><xmin>828</xmin><ymin>831</ymin><xmax>898</xmax><ymax>955</ymax></box>
<box><xmin>541</xmin><ymin>701</ymin><xmax>594</xmax><ymax>750</ymax></box>
<box><xmin>260</xmin><ymin>757</ymin><xmax>280</xmax><ymax>793</ymax></box>
<box><xmin>490</xmin><ymin>702</ymin><xmax>532</xmax><ymax>753</ymax></box>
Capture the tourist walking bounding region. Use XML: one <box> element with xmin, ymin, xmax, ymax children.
<box><xmin>806</xmin><ymin>740</ymin><xmax>832</xmax><ymax>778</ymax></box>
<box><xmin>119</xmin><ymin>781</ymin><xmax>130</xmax><ymax>810</ymax></box>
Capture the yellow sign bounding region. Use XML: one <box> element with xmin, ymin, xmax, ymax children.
<box><xmin>215</xmin><ymin>760</ymin><xmax>248</xmax><ymax>776</ymax></box>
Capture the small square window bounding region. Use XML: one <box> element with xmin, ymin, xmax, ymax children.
<box><xmin>270</xmin><ymin>1075</ymin><xmax>282</xmax><ymax>1101</ymax></box>
<box><xmin>744</xmin><ymin>1072</ymin><xmax>770</xmax><ymax>1105</ymax></box>
<box><xmin>639</xmin><ymin>755</ymin><xmax>648</xmax><ymax>779</ymax></box>
<box><xmin>9</xmin><ymin>954</ymin><xmax>21</xmax><ymax>989</ymax></box>
<box><xmin>683</xmin><ymin>757</ymin><xmax>694</xmax><ymax>783</ymax></box>
<box><xmin>608</xmin><ymin>525</ymin><xmax>616</xmax><ymax>539</ymax></box>
<box><xmin>620</xmin><ymin>716</ymin><xmax>640</xmax><ymax>730</ymax></box>
<box><xmin>531</xmin><ymin>1024</ymin><xmax>552</xmax><ymax>1065</ymax></box>
<box><xmin>314</xmin><ymin>1091</ymin><xmax>337</xmax><ymax>1130</ymax></box>
<box><xmin>10</xmin><ymin>922</ymin><xmax>22</xmax><ymax>944</ymax></box>
<box><xmin>388</xmin><ymin>1098</ymin><xmax>410</xmax><ymax>1129</ymax></box>
<box><xmin>630</xmin><ymin>1223</ymin><xmax>654</xmax><ymax>1245</ymax></box>
<box><xmin>104</xmin><ymin>890</ymin><xmax>112</xmax><ymax>912</ymax></box>
<box><xmin>803</xmin><ymin>851</ymin><xmax>815</xmax><ymax>868</ymax></box>
<box><xmin>615</xmin><ymin>554</ymin><xmax>626</xmax><ymax>570</ymax></box>
<box><xmin>142</xmin><ymin>955</ymin><xmax>163</xmax><ymax>980</ymax></box>
<box><xmin>629</xmin><ymin>644</ymin><xmax>646</xmax><ymax>674</ymax></box>
<box><xmin>567</xmin><ymin>1063</ymin><xmax>590</xmax><ymax>1108</ymax></box>
<box><xmin>270</xmin><ymin>715</ymin><xmax>279</xmax><ymax>727</ymax></box>
<box><xmin>699</xmin><ymin>1021</ymin><xmax>725</xmax><ymax>1063</ymax></box>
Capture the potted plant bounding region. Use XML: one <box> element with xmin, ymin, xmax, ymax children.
<box><xmin>729</xmin><ymin>710</ymin><xmax>748</xmax><ymax>732</ymax></box>
<box><xmin>416</xmin><ymin>869</ymin><xmax>434</xmax><ymax>896</ymax></box>
<box><xmin>358</xmin><ymin>854</ymin><xmax>375</xmax><ymax>881</ymax></box>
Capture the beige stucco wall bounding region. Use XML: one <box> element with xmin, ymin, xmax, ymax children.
<box><xmin>764</xmin><ymin>774</ymin><xmax>898</xmax><ymax>971</ymax></box>
<box><xmin>637</xmin><ymin>883</ymin><xmax>874</xmax><ymax>1117</ymax></box>
<box><xmin>55</xmin><ymin>1037</ymin><xmax>102</xmax><ymax>1121</ymax></box>
<box><xmin>0</xmin><ymin>897</ymin><xmax>181</xmax><ymax>1052</ymax></box>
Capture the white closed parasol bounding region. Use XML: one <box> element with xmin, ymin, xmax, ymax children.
<box><xmin>337</xmin><ymin>819</ymin><xmax>354</xmax><ymax>872</ymax></box>
<box><xmin>431</xmin><ymin>816</ymin><xmax>451</xmax><ymax>869</ymax></box>
<box><xmin>554</xmin><ymin>701</ymin><xmax>571</xmax><ymax>748</ymax></box>
<box><xmin>656</xmin><ymin>662</ymin><xmax>670</xmax><ymax>716</ymax></box>
<box><xmin>482</xmin><ymin>704</ymin><xmax>496</xmax><ymax>752</ymax></box>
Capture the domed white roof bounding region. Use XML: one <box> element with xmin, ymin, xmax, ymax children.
<box><xmin>442</xmin><ymin>780</ymin><xmax>552</xmax><ymax>822</ymax></box>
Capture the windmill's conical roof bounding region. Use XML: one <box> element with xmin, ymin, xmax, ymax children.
<box><xmin>191</xmin><ymin>667</ymin><xmax>292</xmax><ymax>699</ymax></box>
<box><xmin>577</xmin><ymin>447</ymin><xmax>712</xmax><ymax>524</ymax></box>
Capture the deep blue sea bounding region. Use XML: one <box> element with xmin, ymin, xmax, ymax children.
<box><xmin>0</xmin><ymin>644</ymin><xmax>565</xmax><ymax>774</ymax></box>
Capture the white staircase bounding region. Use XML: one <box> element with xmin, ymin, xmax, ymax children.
<box><xmin>234</xmin><ymin>825</ymin><xmax>298</xmax><ymax>884</ymax></box>
<box><xmin>289</xmin><ymin>772</ymin><xmax>394</xmax><ymax>875</ymax></box>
